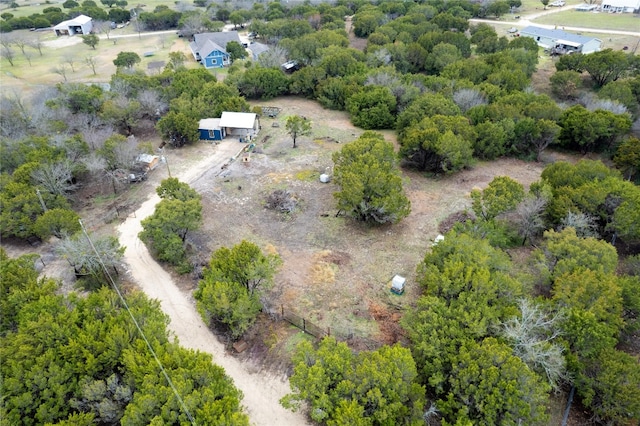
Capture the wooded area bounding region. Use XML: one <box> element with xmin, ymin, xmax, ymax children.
<box><xmin>1</xmin><ymin>0</ymin><xmax>639</xmax><ymax>423</ymax></box>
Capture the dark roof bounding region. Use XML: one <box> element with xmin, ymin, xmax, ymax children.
<box><xmin>192</xmin><ymin>31</ymin><xmax>242</xmax><ymax>56</ymax></box>
<box><xmin>520</xmin><ymin>26</ymin><xmax>599</xmax><ymax>45</ymax></box>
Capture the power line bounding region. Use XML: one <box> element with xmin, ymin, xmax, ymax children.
<box><xmin>78</xmin><ymin>219</ymin><xmax>196</xmax><ymax>425</ymax></box>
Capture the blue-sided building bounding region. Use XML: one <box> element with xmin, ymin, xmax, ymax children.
<box><xmin>190</xmin><ymin>31</ymin><xmax>243</xmax><ymax>69</ymax></box>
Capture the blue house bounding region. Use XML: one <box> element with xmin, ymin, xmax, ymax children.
<box><xmin>198</xmin><ymin>118</ymin><xmax>225</xmax><ymax>141</ymax></box>
<box><xmin>190</xmin><ymin>31</ymin><xmax>243</xmax><ymax>69</ymax></box>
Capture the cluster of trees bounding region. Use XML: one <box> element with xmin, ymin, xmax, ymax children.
<box><xmin>0</xmin><ymin>0</ymin><xmax>130</xmax><ymax>32</ymax></box>
<box><xmin>194</xmin><ymin>240</ymin><xmax>281</xmax><ymax>339</ymax></box>
<box><xmin>156</xmin><ymin>68</ymin><xmax>251</xmax><ymax>146</ymax></box>
<box><xmin>139</xmin><ymin>178</ymin><xmax>202</xmax><ymax>273</ymax></box>
<box><xmin>0</xmin><ymin>249</ymin><xmax>249</xmax><ymax>424</ymax></box>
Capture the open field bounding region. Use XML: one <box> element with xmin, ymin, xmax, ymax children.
<box><xmin>0</xmin><ymin>29</ymin><xmax>197</xmax><ymax>94</ymax></box>
<box><xmin>533</xmin><ymin>9</ymin><xmax>640</xmax><ymax>30</ymax></box>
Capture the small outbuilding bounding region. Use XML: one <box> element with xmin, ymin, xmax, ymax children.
<box><xmin>135</xmin><ymin>154</ymin><xmax>160</xmax><ymax>171</ymax></box>
<box><xmin>53</xmin><ymin>14</ymin><xmax>93</xmax><ymax>36</ymax></box>
<box><xmin>390</xmin><ymin>275</ymin><xmax>406</xmax><ymax>295</ymax></box>
<box><xmin>219</xmin><ymin>112</ymin><xmax>259</xmax><ymax>139</ymax></box>
<box><xmin>198</xmin><ymin>118</ymin><xmax>225</xmax><ymax>141</ymax></box>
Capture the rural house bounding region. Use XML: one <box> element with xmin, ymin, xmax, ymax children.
<box><xmin>520</xmin><ymin>26</ymin><xmax>602</xmax><ymax>54</ymax></box>
<box><xmin>600</xmin><ymin>0</ymin><xmax>640</xmax><ymax>12</ymax></box>
<box><xmin>198</xmin><ymin>118</ymin><xmax>225</xmax><ymax>141</ymax></box>
<box><xmin>190</xmin><ymin>31</ymin><xmax>242</xmax><ymax>69</ymax></box>
<box><xmin>53</xmin><ymin>14</ymin><xmax>93</xmax><ymax>36</ymax></box>
<box><xmin>219</xmin><ymin>112</ymin><xmax>259</xmax><ymax>140</ymax></box>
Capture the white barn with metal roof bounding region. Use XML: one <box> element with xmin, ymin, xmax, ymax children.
<box><xmin>53</xmin><ymin>14</ymin><xmax>93</xmax><ymax>36</ymax></box>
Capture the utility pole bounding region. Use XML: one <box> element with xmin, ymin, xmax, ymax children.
<box><xmin>161</xmin><ymin>148</ymin><xmax>171</xmax><ymax>177</ymax></box>
<box><xmin>36</xmin><ymin>189</ymin><xmax>47</xmax><ymax>212</ymax></box>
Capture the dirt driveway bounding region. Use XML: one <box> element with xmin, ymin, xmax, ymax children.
<box><xmin>117</xmin><ymin>140</ymin><xmax>310</xmax><ymax>426</ymax></box>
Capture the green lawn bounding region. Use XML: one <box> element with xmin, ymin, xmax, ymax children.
<box><xmin>0</xmin><ymin>0</ymin><xmax>192</xmax><ymax>19</ymax></box>
<box><xmin>533</xmin><ymin>9</ymin><xmax>640</xmax><ymax>30</ymax></box>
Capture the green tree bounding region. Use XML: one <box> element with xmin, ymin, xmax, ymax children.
<box><xmin>471</xmin><ymin>176</ymin><xmax>525</xmax><ymax>221</ymax></box>
<box><xmin>282</xmin><ymin>336</ymin><xmax>426</xmax><ymax>425</ymax></box>
<box><xmin>113</xmin><ymin>51</ymin><xmax>141</xmax><ymax>68</ymax></box>
<box><xmin>139</xmin><ymin>185</ymin><xmax>202</xmax><ymax>273</ymax></box>
<box><xmin>156</xmin><ymin>110</ymin><xmax>199</xmax><ymax>147</ymax></box>
<box><xmin>576</xmin><ymin>349</ymin><xmax>640</xmax><ymax>425</ymax></box>
<box><xmin>399</xmin><ymin>115</ymin><xmax>475</xmax><ymax>173</ymax></box>
<box><xmin>582</xmin><ymin>49</ymin><xmax>638</xmax><ymax>88</ymax></box>
<box><xmin>81</xmin><ymin>33</ymin><xmax>99</xmax><ymax>49</ymax></box>
<box><xmin>33</xmin><ymin>208</ymin><xmax>81</xmax><ymax>239</ymax></box>
<box><xmin>332</xmin><ymin>132</ymin><xmax>410</xmax><ymax>224</ymax></box>
<box><xmin>234</xmin><ymin>67</ymin><xmax>288</xmax><ymax>100</ymax></box>
<box><xmin>558</xmin><ymin>105</ymin><xmax>631</xmax><ymax>153</ymax></box>
<box><xmin>613</xmin><ymin>136</ymin><xmax>640</xmax><ymax>181</ymax></box>
<box><xmin>442</xmin><ymin>337</ymin><xmax>550</xmax><ymax>425</ymax></box>
<box><xmin>156</xmin><ymin>177</ymin><xmax>199</xmax><ymax>201</ymax></box>
<box><xmin>226</xmin><ymin>40</ymin><xmax>247</xmax><ymax>62</ymax></box>
<box><xmin>203</xmin><ymin>240</ymin><xmax>280</xmax><ymax>297</ymax></box>
<box><xmin>285</xmin><ymin>115</ymin><xmax>312</xmax><ymax>148</ymax></box>
<box><xmin>194</xmin><ymin>278</ymin><xmax>262</xmax><ymax>339</ymax></box>
<box><xmin>194</xmin><ymin>241</ymin><xmax>280</xmax><ymax>338</ymax></box>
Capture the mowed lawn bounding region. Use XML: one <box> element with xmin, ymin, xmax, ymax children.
<box><xmin>533</xmin><ymin>9</ymin><xmax>640</xmax><ymax>30</ymax></box>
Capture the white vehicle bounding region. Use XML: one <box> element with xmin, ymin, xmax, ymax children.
<box><xmin>550</xmin><ymin>1</ymin><xmax>566</xmax><ymax>6</ymax></box>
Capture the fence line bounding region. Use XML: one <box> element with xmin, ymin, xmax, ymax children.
<box><xmin>280</xmin><ymin>306</ymin><xmax>329</xmax><ymax>339</ymax></box>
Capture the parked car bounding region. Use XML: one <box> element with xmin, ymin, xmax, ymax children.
<box><xmin>550</xmin><ymin>1</ymin><xmax>566</xmax><ymax>6</ymax></box>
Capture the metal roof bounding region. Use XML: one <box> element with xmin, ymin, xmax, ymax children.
<box><xmin>193</xmin><ymin>31</ymin><xmax>242</xmax><ymax>55</ymax></box>
<box><xmin>219</xmin><ymin>112</ymin><xmax>257</xmax><ymax>129</ymax></box>
<box><xmin>521</xmin><ymin>26</ymin><xmax>598</xmax><ymax>45</ymax></box>
<box><xmin>53</xmin><ymin>14</ymin><xmax>92</xmax><ymax>30</ymax></box>
<box><xmin>198</xmin><ymin>118</ymin><xmax>221</xmax><ymax>130</ymax></box>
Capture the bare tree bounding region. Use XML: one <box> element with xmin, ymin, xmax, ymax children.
<box><xmin>28</xmin><ymin>37</ymin><xmax>44</xmax><ymax>56</ymax></box>
<box><xmin>453</xmin><ymin>88</ymin><xmax>488</xmax><ymax>112</ymax></box>
<box><xmin>502</xmin><ymin>299</ymin><xmax>568</xmax><ymax>391</ymax></box>
<box><xmin>93</xmin><ymin>20</ymin><xmax>113</xmax><ymax>40</ymax></box>
<box><xmin>82</xmin><ymin>152</ymin><xmax>108</xmax><ymax>174</ymax></box>
<box><xmin>23</xmin><ymin>50</ymin><xmax>33</xmax><ymax>66</ymax></box>
<box><xmin>57</xmin><ymin>232</ymin><xmax>124</xmax><ymax>286</ymax></box>
<box><xmin>179</xmin><ymin>13</ymin><xmax>207</xmax><ymax>39</ymax></box>
<box><xmin>63</xmin><ymin>54</ymin><xmax>77</xmax><ymax>72</ymax></box>
<box><xmin>137</xmin><ymin>89</ymin><xmax>167</xmax><ymax>119</ymax></box>
<box><xmin>0</xmin><ymin>36</ymin><xmax>11</xmax><ymax>50</ymax></box>
<box><xmin>85</xmin><ymin>56</ymin><xmax>98</xmax><ymax>75</ymax></box>
<box><xmin>82</xmin><ymin>125</ymin><xmax>114</xmax><ymax>150</ymax></box>
<box><xmin>32</xmin><ymin>160</ymin><xmax>79</xmax><ymax>198</ymax></box>
<box><xmin>2</xmin><ymin>46</ymin><xmax>15</xmax><ymax>66</ymax></box>
<box><xmin>580</xmin><ymin>93</ymin><xmax>628</xmax><ymax>115</ymax></box>
<box><xmin>511</xmin><ymin>195</ymin><xmax>547</xmax><ymax>245</ymax></box>
<box><xmin>559</xmin><ymin>211</ymin><xmax>600</xmax><ymax>238</ymax></box>
<box><xmin>11</xmin><ymin>36</ymin><xmax>28</xmax><ymax>55</ymax></box>
<box><xmin>0</xmin><ymin>91</ymin><xmax>30</xmax><ymax>138</ymax></box>
<box><xmin>52</xmin><ymin>64</ymin><xmax>69</xmax><ymax>81</ymax></box>
<box><xmin>258</xmin><ymin>45</ymin><xmax>288</xmax><ymax>69</ymax></box>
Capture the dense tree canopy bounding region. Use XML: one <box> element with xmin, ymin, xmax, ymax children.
<box><xmin>0</xmin><ymin>250</ymin><xmax>248</xmax><ymax>425</ymax></box>
<box><xmin>282</xmin><ymin>336</ymin><xmax>426</xmax><ymax>425</ymax></box>
<box><xmin>194</xmin><ymin>241</ymin><xmax>281</xmax><ymax>338</ymax></box>
<box><xmin>332</xmin><ymin>132</ymin><xmax>410</xmax><ymax>224</ymax></box>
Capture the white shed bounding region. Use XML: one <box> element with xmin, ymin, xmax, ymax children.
<box><xmin>520</xmin><ymin>26</ymin><xmax>602</xmax><ymax>54</ymax></box>
<box><xmin>219</xmin><ymin>112</ymin><xmax>259</xmax><ymax>139</ymax></box>
<box><xmin>53</xmin><ymin>14</ymin><xmax>93</xmax><ymax>36</ymax></box>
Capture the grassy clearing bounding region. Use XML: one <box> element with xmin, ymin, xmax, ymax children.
<box><xmin>533</xmin><ymin>9</ymin><xmax>640</xmax><ymax>30</ymax></box>
<box><xmin>0</xmin><ymin>30</ymin><xmax>197</xmax><ymax>95</ymax></box>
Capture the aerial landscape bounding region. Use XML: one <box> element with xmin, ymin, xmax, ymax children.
<box><xmin>1</xmin><ymin>0</ymin><xmax>639</xmax><ymax>424</ymax></box>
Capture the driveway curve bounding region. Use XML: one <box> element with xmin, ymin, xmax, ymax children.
<box><xmin>117</xmin><ymin>140</ymin><xmax>309</xmax><ymax>426</ymax></box>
